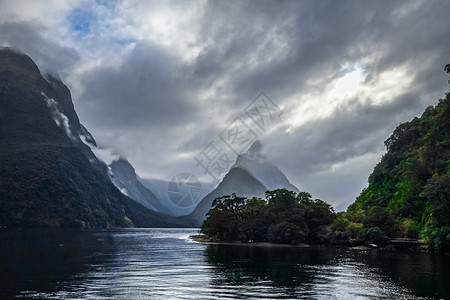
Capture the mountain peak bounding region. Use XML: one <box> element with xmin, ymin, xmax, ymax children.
<box><xmin>232</xmin><ymin>141</ymin><xmax>299</xmax><ymax>193</ymax></box>
<box><xmin>185</xmin><ymin>140</ymin><xmax>300</xmax><ymax>224</ymax></box>
<box><xmin>248</xmin><ymin>139</ymin><xmax>263</xmax><ymax>153</ymax></box>
<box><xmin>0</xmin><ymin>47</ymin><xmax>41</xmax><ymax>76</ymax></box>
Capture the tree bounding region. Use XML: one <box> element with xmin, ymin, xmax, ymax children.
<box><xmin>242</xmin><ymin>197</ymin><xmax>268</xmax><ymax>242</ymax></box>
<box><xmin>202</xmin><ymin>194</ymin><xmax>247</xmax><ymax>241</ymax></box>
<box><xmin>268</xmin><ymin>221</ymin><xmax>309</xmax><ymax>244</ymax></box>
<box><xmin>445</xmin><ymin>64</ymin><xmax>450</xmax><ymax>84</ymax></box>
<box><xmin>265</xmin><ymin>189</ymin><xmax>298</xmax><ymax>223</ymax></box>
<box><xmin>303</xmin><ymin>199</ymin><xmax>335</xmax><ymax>242</ymax></box>
<box><xmin>422</xmin><ymin>174</ymin><xmax>450</xmax><ymax>227</ymax></box>
<box><xmin>212</xmin><ymin>193</ymin><xmax>246</xmax><ymax>222</ymax></box>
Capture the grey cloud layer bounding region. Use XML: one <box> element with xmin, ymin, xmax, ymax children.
<box><xmin>1</xmin><ymin>0</ymin><xmax>449</xmax><ymax>206</ymax></box>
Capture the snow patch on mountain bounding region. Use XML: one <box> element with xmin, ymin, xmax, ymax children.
<box><xmin>78</xmin><ymin>132</ymin><xmax>166</xmax><ymax>213</ymax></box>
<box><xmin>42</xmin><ymin>91</ymin><xmax>130</xmax><ymax>199</ymax></box>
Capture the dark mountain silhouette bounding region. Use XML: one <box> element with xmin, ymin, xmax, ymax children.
<box><xmin>0</xmin><ymin>47</ymin><xmax>185</xmax><ymax>228</ymax></box>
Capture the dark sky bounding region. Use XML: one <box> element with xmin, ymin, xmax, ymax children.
<box><xmin>1</xmin><ymin>0</ymin><xmax>449</xmax><ymax>207</ymax></box>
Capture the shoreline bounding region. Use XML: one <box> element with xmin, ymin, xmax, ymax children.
<box><xmin>189</xmin><ymin>234</ymin><xmax>312</xmax><ymax>248</ymax></box>
<box><xmin>189</xmin><ymin>234</ymin><xmax>431</xmax><ymax>252</ymax></box>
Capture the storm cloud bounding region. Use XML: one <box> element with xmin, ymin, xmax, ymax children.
<box><xmin>1</xmin><ymin>0</ymin><xmax>449</xmax><ymax>207</ymax></box>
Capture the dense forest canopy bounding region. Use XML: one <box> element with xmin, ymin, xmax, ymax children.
<box><xmin>201</xmin><ymin>189</ymin><xmax>334</xmax><ymax>244</ymax></box>
<box><xmin>348</xmin><ymin>91</ymin><xmax>450</xmax><ymax>251</ymax></box>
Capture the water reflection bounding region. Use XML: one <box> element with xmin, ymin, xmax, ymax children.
<box><xmin>351</xmin><ymin>250</ymin><xmax>450</xmax><ymax>299</ymax></box>
<box><xmin>205</xmin><ymin>245</ymin><xmax>334</xmax><ymax>287</ymax></box>
<box><xmin>0</xmin><ymin>229</ymin><xmax>116</xmax><ymax>299</ymax></box>
<box><xmin>204</xmin><ymin>245</ymin><xmax>448</xmax><ymax>299</ymax></box>
<box><xmin>1</xmin><ymin>229</ymin><xmax>449</xmax><ymax>299</ymax></box>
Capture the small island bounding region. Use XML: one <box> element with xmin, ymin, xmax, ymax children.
<box><xmin>192</xmin><ymin>189</ymin><xmax>426</xmax><ymax>252</ymax></box>
<box><xmin>198</xmin><ymin>190</ymin><xmax>333</xmax><ymax>245</ymax></box>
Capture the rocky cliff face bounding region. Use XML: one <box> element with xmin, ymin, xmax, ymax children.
<box><xmin>0</xmin><ymin>48</ymin><xmax>184</xmax><ymax>228</ymax></box>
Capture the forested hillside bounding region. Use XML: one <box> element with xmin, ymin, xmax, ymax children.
<box><xmin>346</xmin><ymin>91</ymin><xmax>450</xmax><ymax>251</ymax></box>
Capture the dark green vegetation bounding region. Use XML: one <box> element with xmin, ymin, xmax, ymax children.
<box><xmin>202</xmin><ymin>91</ymin><xmax>450</xmax><ymax>253</ymax></box>
<box><xmin>0</xmin><ymin>48</ymin><xmax>186</xmax><ymax>228</ymax></box>
<box><xmin>201</xmin><ymin>189</ymin><xmax>334</xmax><ymax>244</ymax></box>
<box><xmin>346</xmin><ymin>91</ymin><xmax>450</xmax><ymax>252</ymax></box>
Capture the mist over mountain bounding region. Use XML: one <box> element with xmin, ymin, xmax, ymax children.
<box><xmin>185</xmin><ymin>141</ymin><xmax>300</xmax><ymax>226</ymax></box>
<box><xmin>140</xmin><ymin>177</ymin><xmax>215</xmax><ymax>216</ymax></box>
<box><xmin>233</xmin><ymin>141</ymin><xmax>299</xmax><ymax>193</ymax></box>
<box><xmin>0</xmin><ymin>48</ymin><xmax>185</xmax><ymax>228</ymax></box>
<box><xmin>108</xmin><ymin>157</ymin><xmax>172</xmax><ymax>215</ymax></box>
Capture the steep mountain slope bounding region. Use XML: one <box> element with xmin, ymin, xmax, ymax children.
<box><xmin>348</xmin><ymin>91</ymin><xmax>450</xmax><ymax>248</ymax></box>
<box><xmin>185</xmin><ymin>142</ymin><xmax>300</xmax><ymax>225</ymax></box>
<box><xmin>0</xmin><ymin>48</ymin><xmax>184</xmax><ymax>228</ymax></box>
<box><xmin>109</xmin><ymin>157</ymin><xmax>172</xmax><ymax>215</ymax></box>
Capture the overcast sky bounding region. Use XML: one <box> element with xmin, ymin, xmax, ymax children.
<box><xmin>1</xmin><ymin>0</ymin><xmax>449</xmax><ymax>207</ymax></box>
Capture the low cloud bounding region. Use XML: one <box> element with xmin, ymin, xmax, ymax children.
<box><xmin>1</xmin><ymin>0</ymin><xmax>449</xmax><ymax>207</ymax></box>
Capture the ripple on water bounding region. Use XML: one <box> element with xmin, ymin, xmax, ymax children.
<box><xmin>2</xmin><ymin>228</ymin><xmax>446</xmax><ymax>299</ymax></box>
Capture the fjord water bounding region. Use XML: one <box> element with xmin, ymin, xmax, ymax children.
<box><xmin>0</xmin><ymin>229</ymin><xmax>449</xmax><ymax>299</ymax></box>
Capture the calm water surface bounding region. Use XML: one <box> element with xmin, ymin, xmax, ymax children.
<box><xmin>0</xmin><ymin>228</ymin><xmax>449</xmax><ymax>299</ymax></box>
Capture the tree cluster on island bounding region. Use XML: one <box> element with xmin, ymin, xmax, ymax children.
<box><xmin>200</xmin><ymin>189</ymin><xmax>393</xmax><ymax>248</ymax></box>
<box><xmin>201</xmin><ymin>189</ymin><xmax>334</xmax><ymax>244</ymax></box>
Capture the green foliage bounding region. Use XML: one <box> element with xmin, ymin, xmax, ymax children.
<box><xmin>201</xmin><ymin>189</ymin><xmax>334</xmax><ymax>244</ymax></box>
<box><xmin>322</xmin><ymin>212</ymin><xmax>364</xmax><ymax>245</ymax></box>
<box><xmin>421</xmin><ymin>173</ymin><xmax>450</xmax><ymax>227</ymax></box>
<box><xmin>365</xmin><ymin>227</ymin><xmax>390</xmax><ymax>246</ymax></box>
<box><xmin>348</xmin><ymin>91</ymin><xmax>450</xmax><ymax>252</ymax></box>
